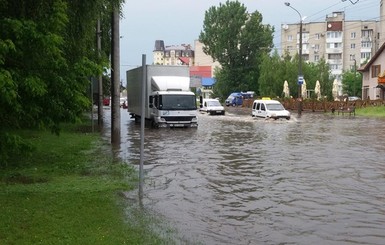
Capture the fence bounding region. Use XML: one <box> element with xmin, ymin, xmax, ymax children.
<box><xmin>242</xmin><ymin>98</ymin><xmax>385</xmax><ymax>113</ymax></box>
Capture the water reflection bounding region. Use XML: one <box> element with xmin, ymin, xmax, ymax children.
<box><xmin>106</xmin><ymin>109</ymin><xmax>385</xmax><ymax>245</ymax></box>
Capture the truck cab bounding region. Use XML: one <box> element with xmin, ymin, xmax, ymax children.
<box><xmin>148</xmin><ymin>76</ymin><xmax>198</xmax><ymax>128</ymax></box>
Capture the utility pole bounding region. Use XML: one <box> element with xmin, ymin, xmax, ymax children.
<box><xmin>285</xmin><ymin>2</ymin><xmax>303</xmax><ymax>116</ymax></box>
<box><xmin>97</xmin><ymin>18</ymin><xmax>103</xmax><ymax>126</ymax></box>
<box><xmin>111</xmin><ymin>5</ymin><xmax>120</xmax><ymax>144</ymax></box>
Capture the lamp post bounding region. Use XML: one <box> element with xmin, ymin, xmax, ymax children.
<box><xmin>285</xmin><ymin>2</ymin><xmax>303</xmax><ymax>115</ymax></box>
<box><xmin>353</xmin><ymin>58</ymin><xmax>356</xmax><ymax>96</ymax></box>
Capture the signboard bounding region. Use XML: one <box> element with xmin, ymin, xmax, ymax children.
<box><xmin>297</xmin><ymin>75</ymin><xmax>304</xmax><ymax>85</ymax></box>
<box><xmin>190</xmin><ymin>75</ymin><xmax>202</xmax><ymax>88</ymax></box>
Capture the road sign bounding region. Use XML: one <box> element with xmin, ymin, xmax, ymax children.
<box><xmin>297</xmin><ymin>75</ymin><xmax>304</xmax><ymax>85</ymax></box>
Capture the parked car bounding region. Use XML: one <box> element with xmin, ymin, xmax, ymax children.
<box><xmin>225</xmin><ymin>91</ymin><xmax>255</xmax><ymax>106</ymax></box>
<box><xmin>103</xmin><ymin>97</ymin><xmax>110</xmax><ymax>106</ymax></box>
<box><xmin>348</xmin><ymin>96</ymin><xmax>361</xmax><ymax>101</ymax></box>
<box><xmin>251</xmin><ymin>99</ymin><xmax>290</xmax><ymax>120</ymax></box>
<box><xmin>200</xmin><ymin>99</ymin><xmax>225</xmax><ymax>115</ymax></box>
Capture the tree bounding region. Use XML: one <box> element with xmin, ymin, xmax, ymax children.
<box><xmin>0</xmin><ymin>0</ymin><xmax>124</xmax><ymax>164</ymax></box>
<box><xmin>259</xmin><ymin>50</ymin><xmax>286</xmax><ymax>97</ymax></box>
<box><xmin>199</xmin><ymin>0</ymin><xmax>274</xmax><ymax>99</ymax></box>
<box><xmin>342</xmin><ymin>69</ymin><xmax>362</xmax><ymax>97</ymax></box>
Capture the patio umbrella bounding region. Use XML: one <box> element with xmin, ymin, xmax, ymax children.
<box><xmin>314</xmin><ymin>80</ymin><xmax>321</xmax><ymax>100</ymax></box>
<box><xmin>332</xmin><ymin>79</ymin><xmax>339</xmax><ymax>100</ymax></box>
<box><xmin>301</xmin><ymin>79</ymin><xmax>307</xmax><ymax>99</ymax></box>
<box><xmin>283</xmin><ymin>80</ymin><xmax>290</xmax><ymax>98</ymax></box>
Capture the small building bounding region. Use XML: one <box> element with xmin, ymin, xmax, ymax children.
<box><xmin>153</xmin><ymin>40</ymin><xmax>194</xmax><ymax>66</ymax></box>
<box><xmin>357</xmin><ymin>42</ymin><xmax>385</xmax><ymax>100</ymax></box>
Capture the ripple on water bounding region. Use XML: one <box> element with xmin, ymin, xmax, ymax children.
<box><xmin>110</xmin><ymin>110</ymin><xmax>385</xmax><ymax>245</ymax></box>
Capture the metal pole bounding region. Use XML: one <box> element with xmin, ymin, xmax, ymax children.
<box><xmin>285</xmin><ymin>2</ymin><xmax>303</xmax><ymax>115</ymax></box>
<box><xmin>97</xmin><ymin>19</ymin><xmax>103</xmax><ymax>126</ymax></box>
<box><xmin>298</xmin><ymin>19</ymin><xmax>303</xmax><ymax>115</ymax></box>
<box><xmin>353</xmin><ymin>58</ymin><xmax>357</xmax><ymax>96</ymax></box>
<box><xmin>139</xmin><ymin>55</ymin><xmax>146</xmax><ymax>200</ymax></box>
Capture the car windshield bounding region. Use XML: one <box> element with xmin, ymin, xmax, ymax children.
<box><xmin>207</xmin><ymin>101</ymin><xmax>221</xmax><ymax>107</ymax></box>
<box><xmin>159</xmin><ymin>95</ymin><xmax>197</xmax><ymax>110</ymax></box>
<box><xmin>266</xmin><ymin>103</ymin><xmax>285</xmax><ymax>111</ymax></box>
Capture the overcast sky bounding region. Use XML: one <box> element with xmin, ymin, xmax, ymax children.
<box><xmin>119</xmin><ymin>0</ymin><xmax>379</xmax><ymax>81</ymax></box>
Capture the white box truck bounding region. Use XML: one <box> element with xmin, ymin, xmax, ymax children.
<box><xmin>126</xmin><ymin>65</ymin><xmax>198</xmax><ymax>128</ymax></box>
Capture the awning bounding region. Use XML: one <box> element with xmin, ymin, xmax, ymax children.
<box><xmin>179</xmin><ymin>57</ymin><xmax>190</xmax><ymax>65</ymax></box>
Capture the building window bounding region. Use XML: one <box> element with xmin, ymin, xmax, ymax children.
<box><xmin>351</xmin><ymin>43</ymin><xmax>356</xmax><ymax>49</ymax></box>
<box><xmin>329</xmin><ymin>64</ymin><xmax>339</xmax><ymax>70</ymax></box>
<box><xmin>371</xmin><ymin>65</ymin><xmax>381</xmax><ymax>78</ymax></box>
<box><xmin>350</xmin><ymin>54</ymin><xmax>355</xmax><ymax>61</ymax></box>
<box><xmin>328</xmin><ymin>53</ymin><xmax>341</xmax><ymax>59</ymax></box>
<box><xmin>327</xmin><ymin>31</ymin><xmax>342</xmax><ymax>38</ymax></box>
<box><xmin>361</xmin><ymin>52</ymin><xmax>371</xmax><ymax>60</ymax></box>
<box><xmin>314</xmin><ymin>44</ymin><xmax>320</xmax><ymax>50</ymax></box>
<box><xmin>287</xmin><ymin>35</ymin><xmax>293</xmax><ymax>41</ymax></box>
<box><xmin>362</xmin><ymin>29</ymin><xmax>372</xmax><ymax>38</ymax></box>
<box><xmin>314</xmin><ymin>55</ymin><xmax>319</xmax><ymax>62</ymax></box>
<box><xmin>361</xmin><ymin>41</ymin><xmax>372</xmax><ymax>48</ymax></box>
<box><xmin>315</xmin><ymin>33</ymin><xmax>320</xmax><ymax>40</ymax></box>
<box><xmin>351</xmin><ymin>32</ymin><xmax>356</xmax><ymax>39</ymax></box>
<box><xmin>327</xmin><ymin>43</ymin><xmax>342</xmax><ymax>48</ymax></box>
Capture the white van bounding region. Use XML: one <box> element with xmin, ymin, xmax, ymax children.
<box><xmin>251</xmin><ymin>99</ymin><xmax>290</xmax><ymax>120</ymax></box>
<box><xmin>199</xmin><ymin>99</ymin><xmax>225</xmax><ymax>115</ymax></box>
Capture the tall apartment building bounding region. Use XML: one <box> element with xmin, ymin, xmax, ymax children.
<box><xmin>153</xmin><ymin>40</ymin><xmax>194</xmax><ymax>66</ymax></box>
<box><xmin>281</xmin><ymin>11</ymin><xmax>381</xmax><ymax>88</ymax></box>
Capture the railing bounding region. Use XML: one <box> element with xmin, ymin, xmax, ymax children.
<box><xmin>241</xmin><ymin>98</ymin><xmax>385</xmax><ymax>113</ymax></box>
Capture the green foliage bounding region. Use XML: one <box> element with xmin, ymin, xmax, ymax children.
<box><xmin>0</xmin><ymin>124</ymin><xmax>176</xmax><ymax>244</ymax></box>
<box><xmin>356</xmin><ymin>106</ymin><xmax>385</xmax><ymax>118</ymax></box>
<box><xmin>259</xmin><ymin>50</ymin><xmax>287</xmax><ymax>97</ymax></box>
<box><xmin>200</xmin><ymin>0</ymin><xmax>274</xmax><ymax>99</ymax></box>
<box><xmin>0</xmin><ymin>0</ymin><xmax>124</xmax><ymax>162</ymax></box>
<box><xmin>342</xmin><ymin>68</ymin><xmax>362</xmax><ymax>97</ymax></box>
<box><xmin>258</xmin><ymin>51</ymin><xmax>333</xmax><ymax>100</ymax></box>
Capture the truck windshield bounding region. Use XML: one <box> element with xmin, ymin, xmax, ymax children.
<box><xmin>159</xmin><ymin>95</ymin><xmax>197</xmax><ymax>110</ymax></box>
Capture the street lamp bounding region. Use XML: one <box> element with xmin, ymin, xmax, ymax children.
<box><xmin>285</xmin><ymin>2</ymin><xmax>303</xmax><ymax>115</ymax></box>
<box><xmin>353</xmin><ymin>58</ymin><xmax>357</xmax><ymax>96</ymax></box>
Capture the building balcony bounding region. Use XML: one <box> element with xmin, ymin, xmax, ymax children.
<box><xmin>327</xmin><ymin>59</ymin><xmax>342</xmax><ymax>65</ymax></box>
<box><xmin>326</xmin><ymin>37</ymin><xmax>343</xmax><ymax>43</ymax></box>
<box><xmin>325</xmin><ymin>48</ymin><xmax>342</xmax><ymax>54</ymax></box>
<box><xmin>360</xmin><ymin>47</ymin><xmax>372</xmax><ymax>53</ymax></box>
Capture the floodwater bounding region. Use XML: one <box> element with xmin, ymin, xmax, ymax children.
<box><xmin>103</xmin><ymin>108</ymin><xmax>385</xmax><ymax>245</ymax></box>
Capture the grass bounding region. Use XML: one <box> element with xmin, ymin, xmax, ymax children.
<box><xmin>356</xmin><ymin>105</ymin><xmax>385</xmax><ymax>118</ymax></box>
<box><xmin>0</xmin><ymin>122</ymin><xmax>176</xmax><ymax>245</ymax></box>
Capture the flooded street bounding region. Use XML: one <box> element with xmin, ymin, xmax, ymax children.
<box><xmin>104</xmin><ymin>108</ymin><xmax>385</xmax><ymax>245</ymax></box>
